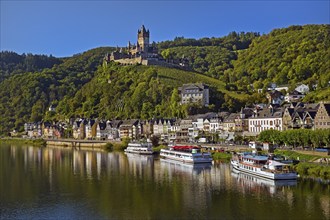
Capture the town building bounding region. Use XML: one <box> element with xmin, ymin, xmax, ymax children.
<box><xmin>179</xmin><ymin>83</ymin><xmax>209</xmax><ymax>106</ymax></box>
<box><xmin>248</xmin><ymin>107</ymin><xmax>284</xmax><ymax>135</ymax></box>
<box><xmin>314</xmin><ymin>102</ymin><xmax>330</xmax><ymax>129</ymax></box>
<box><xmin>266</xmin><ymin>90</ymin><xmax>284</xmax><ymax>105</ymax></box>
<box><xmin>119</xmin><ymin>119</ymin><xmax>140</xmax><ymax>140</ymax></box>
<box><xmin>285</xmin><ymin>90</ymin><xmax>305</xmax><ymax>103</ymax></box>
<box><xmin>295</xmin><ymin>84</ymin><xmax>310</xmax><ymax>94</ymax></box>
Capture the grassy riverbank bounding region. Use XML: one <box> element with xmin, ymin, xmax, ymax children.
<box><xmin>0</xmin><ymin>138</ymin><xmax>46</xmax><ymax>147</ymax></box>
<box><xmin>274</xmin><ymin>149</ymin><xmax>327</xmax><ymax>162</ymax></box>
<box><xmin>211</xmin><ymin>151</ymin><xmax>232</xmax><ymax>162</ymax></box>
<box><xmin>103</xmin><ymin>142</ymin><xmax>127</xmax><ymax>151</ymax></box>
<box><xmin>294</xmin><ymin>162</ymin><xmax>330</xmax><ymax>180</ymax></box>
<box><xmin>274</xmin><ymin>149</ymin><xmax>330</xmax><ymax>180</ymax></box>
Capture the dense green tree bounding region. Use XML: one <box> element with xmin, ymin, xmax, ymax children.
<box><xmin>258</xmin><ymin>129</ymin><xmax>330</xmax><ymax>149</ymax></box>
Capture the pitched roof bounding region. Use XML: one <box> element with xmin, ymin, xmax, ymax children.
<box><xmin>98</xmin><ymin>121</ymin><xmax>107</xmax><ymax>130</ymax></box>
<box><xmin>120</xmin><ymin>119</ymin><xmax>139</xmax><ymax>126</ymax></box>
<box><xmin>254</xmin><ymin>108</ymin><xmax>283</xmax><ymax>118</ymax></box>
<box><xmin>223</xmin><ymin>113</ymin><xmax>239</xmax><ymax>122</ymax></box>
<box><xmin>179</xmin><ymin>83</ymin><xmax>209</xmax><ymax>93</ymax></box>
<box><xmin>304</xmin><ymin>103</ymin><xmax>319</xmax><ymax>111</ymax></box>
<box><xmin>324</xmin><ymin>103</ymin><xmax>330</xmax><ymax>116</ymax></box>
<box><xmin>109</xmin><ymin>120</ymin><xmax>123</xmax><ymax>128</ymax></box>
<box><xmin>286</xmin><ymin>108</ymin><xmax>295</xmax><ymax>117</ymax></box>
<box><xmin>289</xmin><ymin>90</ymin><xmax>304</xmax><ymax>96</ymax></box>
<box><xmin>303</xmin><ymin>111</ymin><xmax>317</xmax><ymax>120</ymax></box>
<box><xmin>267</xmin><ymin>90</ymin><xmax>283</xmax><ymax>98</ymax></box>
<box><xmin>188</xmin><ymin>112</ymin><xmax>218</xmax><ymax>121</ymax></box>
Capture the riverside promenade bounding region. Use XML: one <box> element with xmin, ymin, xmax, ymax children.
<box><xmin>45</xmin><ymin>138</ymin><xmax>113</xmax><ymax>149</ymax></box>
<box><xmin>45</xmin><ymin>138</ymin><xmax>250</xmax><ymax>151</ymax></box>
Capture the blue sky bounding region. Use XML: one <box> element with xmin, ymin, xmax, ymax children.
<box><xmin>1</xmin><ymin>1</ymin><xmax>329</xmax><ymax>57</ymax></box>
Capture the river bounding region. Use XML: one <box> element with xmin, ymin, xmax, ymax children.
<box><xmin>0</xmin><ymin>144</ymin><xmax>329</xmax><ymax>219</ymax></box>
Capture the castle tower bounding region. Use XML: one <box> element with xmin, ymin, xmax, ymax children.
<box><xmin>137</xmin><ymin>25</ymin><xmax>149</xmax><ymax>53</ymax></box>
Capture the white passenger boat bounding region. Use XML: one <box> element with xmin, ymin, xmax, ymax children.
<box><xmin>124</xmin><ymin>142</ymin><xmax>154</xmax><ymax>155</ymax></box>
<box><xmin>160</xmin><ymin>146</ymin><xmax>212</xmax><ymax>164</ymax></box>
<box><xmin>231</xmin><ymin>153</ymin><xmax>298</xmax><ymax>180</ymax></box>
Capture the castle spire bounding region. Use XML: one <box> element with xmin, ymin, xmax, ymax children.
<box><xmin>140</xmin><ymin>25</ymin><xmax>146</xmax><ymax>33</ymax></box>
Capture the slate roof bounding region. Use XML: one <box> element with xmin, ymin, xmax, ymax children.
<box><xmin>303</xmin><ymin>111</ymin><xmax>317</xmax><ymax>120</ymax></box>
<box><xmin>223</xmin><ymin>113</ymin><xmax>239</xmax><ymax>123</ymax></box>
<box><xmin>109</xmin><ymin>120</ymin><xmax>123</xmax><ymax>128</ymax></box>
<box><xmin>304</xmin><ymin>103</ymin><xmax>319</xmax><ymax>111</ymax></box>
<box><xmin>188</xmin><ymin>112</ymin><xmax>218</xmax><ymax>121</ymax></box>
<box><xmin>179</xmin><ymin>83</ymin><xmax>209</xmax><ymax>94</ymax></box>
<box><xmin>286</xmin><ymin>108</ymin><xmax>295</xmax><ymax>117</ymax></box>
<box><xmin>120</xmin><ymin>119</ymin><xmax>139</xmax><ymax>127</ymax></box>
<box><xmin>289</xmin><ymin>90</ymin><xmax>304</xmax><ymax>96</ymax></box>
<box><xmin>254</xmin><ymin>108</ymin><xmax>284</xmax><ymax>118</ymax></box>
<box><xmin>324</xmin><ymin>103</ymin><xmax>330</xmax><ymax>116</ymax></box>
<box><xmin>98</xmin><ymin>121</ymin><xmax>107</xmax><ymax>130</ymax></box>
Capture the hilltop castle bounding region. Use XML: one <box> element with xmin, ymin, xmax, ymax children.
<box><xmin>104</xmin><ymin>25</ymin><xmax>188</xmax><ymax>69</ymax></box>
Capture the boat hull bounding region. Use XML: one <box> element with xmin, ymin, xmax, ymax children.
<box><xmin>231</xmin><ymin>160</ymin><xmax>297</xmax><ymax>180</ymax></box>
<box><xmin>160</xmin><ymin>149</ymin><xmax>212</xmax><ymax>164</ymax></box>
<box><xmin>124</xmin><ymin>149</ymin><xmax>154</xmax><ymax>155</ymax></box>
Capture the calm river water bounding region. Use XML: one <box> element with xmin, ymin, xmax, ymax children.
<box><xmin>0</xmin><ymin>144</ymin><xmax>329</xmax><ymax>220</ymax></box>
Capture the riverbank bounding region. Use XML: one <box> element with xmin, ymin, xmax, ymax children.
<box><xmin>275</xmin><ymin>149</ymin><xmax>330</xmax><ymax>180</ymax></box>
<box><xmin>295</xmin><ymin>162</ymin><xmax>330</xmax><ymax>180</ymax></box>
<box><xmin>2</xmin><ymin>138</ymin><xmax>329</xmax><ymax>180</ymax></box>
<box><xmin>0</xmin><ymin>138</ymin><xmax>46</xmax><ymax>146</ymax></box>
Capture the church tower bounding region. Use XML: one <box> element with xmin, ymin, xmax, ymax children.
<box><xmin>137</xmin><ymin>25</ymin><xmax>150</xmax><ymax>53</ymax></box>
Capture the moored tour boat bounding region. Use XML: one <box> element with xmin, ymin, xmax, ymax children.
<box><xmin>160</xmin><ymin>145</ymin><xmax>213</xmax><ymax>164</ymax></box>
<box><xmin>124</xmin><ymin>142</ymin><xmax>154</xmax><ymax>155</ymax></box>
<box><xmin>231</xmin><ymin>153</ymin><xmax>298</xmax><ymax>180</ymax></box>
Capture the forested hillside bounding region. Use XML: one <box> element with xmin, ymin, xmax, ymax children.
<box><xmin>0</xmin><ymin>51</ymin><xmax>63</xmax><ymax>82</ymax></box>
<box><xmin>158</xmin><ymin>32</ymin><xmax>260</xmax><ymax>77</ymax></box>
<box><xmin>0</xmin><ymin>24</ymin><xmax>329</xmax><ymax>134</ymax></box>
<box><xmin>0</xmin><ymin>47</ymin><xmax>113</xmax><ymax>133</ymax></box>
<box><xmin>226</xmin><ymin>25</ymin><xmax>330</xmax><ymax>94</ymax></box>
<box><xmin>54</xmin><ymin>63</ymin><xmax>250</xmax><ymax>121</ymax></box>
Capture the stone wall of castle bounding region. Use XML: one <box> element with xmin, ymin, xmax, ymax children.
<box><xmin>111</xmin><ymin>57</ymin><xmax>188</xmax><ymax>70</ymax></box>
<box><xmin>112</xmin><ymin>57</ymin><xmax>143</xmax><ymax>65</ymax></box>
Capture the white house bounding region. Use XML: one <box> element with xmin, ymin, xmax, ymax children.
<box><xmin>179</xmin><ymin>83</ymin><xmax>210</xmax><ymax>106</ymax></box>
<box><xmin>248</xmin><ymin>108</ymin><xmax>284</xmax><ymax>135</ymax></box>
<box><xmin>295</xmin><ymin>84</ymin><xmax>309</xmax><ymax>94</ymax></box>
<box><xmin>209</xmin><ymin>118</ymin><xmax>221</xmax><ymax>133</ymax></box>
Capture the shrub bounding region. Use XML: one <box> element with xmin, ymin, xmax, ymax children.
<box><xmin>294</xmin><ymin>162</ymin><xmax>330</xmax><ymax>180</ymax></box>
<box><xmin>212</xmin><ymin>152</ymin><xmax>232</xmax><ymax>162</ymax></box>
<box><xmin>152</xmin><ymin>145</ymin><xmax>166</xmax><ymax>152</ymax></box>
<box><xmin>104</xmin><ymin>143</ymin><xmax>113</xmax><ymax>151</ymax></box>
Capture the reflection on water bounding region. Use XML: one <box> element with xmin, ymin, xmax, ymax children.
<box><xmin>159</xmin><ymin>158</ymin><xmax>212</xmax><ymax>175</ymax></box>
<box><xmin>0</xmin><ymin>144</ymin><xmax>329</xmax><ymax>220</ymax></box>
<box><xmin>231</xmin><ymin>169</ymin><xmax>297</xmax><ymax>195</ymax></box>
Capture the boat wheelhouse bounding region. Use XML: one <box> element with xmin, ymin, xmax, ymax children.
<box><xmin>124</xmin><ymin>142</ymin><xmax>154</xmax><ymax>155</ymax></box>
<box><xmin>231</xmin><ymin>153</ymin><xmax>297</xmax><ymax>180</ymax></box>
<box><xmin>160</xmin><ymin>145</ymin><xmax>213</xmax><ymax>164</ymax></box>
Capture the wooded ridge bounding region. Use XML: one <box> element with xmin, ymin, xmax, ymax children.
<box><xmin>0</xmin><ymin>24</ymin><xmax>329</xmax><ymax>134</ymax></box>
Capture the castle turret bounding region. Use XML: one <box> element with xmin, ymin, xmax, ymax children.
<box><xmin>128</xmin><ymin>41</ymin><xmax>131</xmax><ymax>50</ymax></box>
<box><xmin>137</xmin><ymin>25</ymin><xmax>149</xmax><ymax>53</ymax></box>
